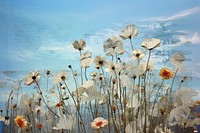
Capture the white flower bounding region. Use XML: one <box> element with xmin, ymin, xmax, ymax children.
<box><xmin>169</xmin><ymin>105</ymin><xmax>191</xmax><ymax>126</ymax></box>
<box><xmin>53</xmin><ymin>113</ymin><xmax>76</xmax><ymax>131</ymax></box>
<box><xmin>105</xmin><ymin>61</ymin><xmax>120</xmax><ymax>76</ymax></box>
<box><xmin>175</xmin><ymin>87</ymin><xmax>198</xmax><ymax>107</ymax></box>
<box><xmin>72</xmin><ymin>39</ymin><xmax>86</xmax><ymax>51</ymax></box>
<box><xmin>91</xmin><ymin>117</ymin><xmax>108</xmax><ymax>129</ymax></box>
<box><xmin>142</xmin><ymin>38</ymin><xmax>160</xmax><ymax>50</ymax></box>
<box><xmin>131</xmin><ymin>50</ymin><xmax>145</xmax><ymax>60</ymax></box>
<box><xmin>72</xmin><ymin>87</ymin><xmax>85</xmax><ymax>97</ymax></box>
<box><xmin>80</xmin><ymin>80</ymin><xmax>101</xmax><ymax>101</ymax></box>
<box><xmin>103</xmin><ymin>36</ymin><xmax>124</xmax><ymax>56</ymax></box>
<box><xmin>24</xmin><ymin>70</ymin><xmax>40</xmax><ymax>86</ymax></box>
<box><xmin>120</xmin><ymin>24</ymin><xmax>138</xmax><ymax>39</ymax></box>
<box><xmin>19</xmin><ymin>93</ymin><xmax>32</xmax><ymax>114</ymax></box>
<box><xmin>53</xmin><ymin>71</ymin><xmax>69</xmax><ymax>85</ymax></box>
<box><xmin>93</xmin><ymin>56</ymin><xmax>107</xmax><ymax>68</ymax></box>
<box><xmin>171</xmin><ymin>52</ymin><xmax>185</xmax><ymax>67</ymax></box>
<box><xmin>80</xmin><ymin>51</ymin><xmax>93</xmax><ymax>68</ymax></box>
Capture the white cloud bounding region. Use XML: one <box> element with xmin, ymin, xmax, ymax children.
<box><xmin>178</xmin><ymin>32</ymin><xmax>200</xmax><ymax>45</ymax></box>
<box><xmin>143</xmin><ymin>6</ymin><xmax>200</xmax><ymax>22</ymax></box>
<box><xmin>14</xmin><ymin>50</ymin><xmax>36</xmax><ymax>62</ymax></box>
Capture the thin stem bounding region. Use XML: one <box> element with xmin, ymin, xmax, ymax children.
<box><xmin>79</xmin><ymin>50</ymin><xmax>83</xmax><ymax>85</ymax></box>
<box><xmin>151</xmin><ymin>80</ymin><xmax>164</xmax><ymax>119</ymax></box>
<box><xmin>63</xmin><ymin>80</ymin><xmax>86</xmax><ymax>132</ymax></box>
<box><xmin>6</xmin><ymin>90</ymin><xmax>13</xmax><ymax>116</ymax></box>
<box><xmin>170</xmin><ymin>67</ymin><xmax>179</xmax><ymax>98</ymax></box>
<box><xmin>85</xmin><ymin>68</ymin><xmax>88</xmax><ymax>81</ymax></box>
<box><xmin>34</xmin><ymin>80</ymin><xmax>60</xmax><ymax>118</ymax></box>
<box><xmin>130</xmin><ymin>38</ymin><xmax>134</xmax><ymax>51</ymax></box>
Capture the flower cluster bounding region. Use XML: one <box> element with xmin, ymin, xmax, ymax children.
<box><xmin>0</xmin><ymin>24</ymin><xmax>199</xmax><ymax>133</ymax></box>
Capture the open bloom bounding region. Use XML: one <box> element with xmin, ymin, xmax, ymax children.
<box><xmin>159</xmin><ymin>68</ymin><xmax>173</xmax><ymax>80</ymax></box>
<box><xmin>91</xmin><ymin>117</ymin><xmax>108</xmax><ymax>129</ymax></box>
<box><xmin>24</xmin><ymin>70</ymin><xmax>40</xmax><ymax>86</ymax></box>
<box><xmin>103</xmin><ymin>36</ymin><xmax>124</xmax><ymax>56</ymax></box>
<box><xmin>171</xmin><ymin>52</ymin><xmax>185</xmax><ymax>67</ymax></box>
<box><xmin>72</xmin><ymin>39</ymin><xmax>86</xmax><ymax>51</ymax></box>
<box><xmin>93</xmin><ymin>56</ymin><xmax>107</xmax><ymax>68</ymax></box>
<box><xmin>120</xmin><ymin>24</ymin><xmax>138</xmax><ymax>39</ymax></box>
<box><xmin>80</xmin><ymin>51</ymin><xmax>93</xmax><ymax>68</ymax></box>
<box><xmin>14</xmin><ymin>115</ymin><xmax>28</xmax><ymax>129</ymax></box>
<box><xmin>131</xmin><ymin>50</ymin><xmax>145</xmax><ymax>60</ymax></box>
<box><xmin>142</xmin><ymin>38</ymin><xmax>160</xmax><ymax>50</ymax></box>
<box><xmin>53</xmin><ymin>71</ymin><xmax>69</xmax><ymax>85</ymax></box>
<box><xmin>105</xmin><ymin>61</ymin><xmax>120</xmax><ymax>74</ymax></box>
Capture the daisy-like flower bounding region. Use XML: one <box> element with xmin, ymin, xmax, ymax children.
<box><xmin>171</xmin><ymin>52</ymin><xmax>185</xmax><ymax>67</ymax></box>
<box><xmin>120</xmin><ymin>24</ymin><xmax>138</xmax><ymax>39</ymax></box>
<box><xmin>93</xmin><ymin>56</ymin><xmax>107</xmax><ymax>68</ymax></box>
<box><xmin>14</xmin><ymin>115</ymin><xmax>28</xmax><ymax>129</ymax></box>
<box><xmin>131</xmin><ymin>50</ymin><xmax>145</xmax><ymax>60</ymax></box>
<box><xmin>105</xmin><ymin>61</ymin><xmax>120</xmax><ymax>74</ymax></box>
<box><xmin>91</xmin><ymin>117</ymin><xmax>108</xmax><ymax>129</ymax></box>
<box><xmin>159</xmin><ymin>68</ymin><xmax>173</xmax><ymax>80</ymax></box>
<box><xmin>142</xmin><ymin>38</ymin><xmax>160</xmax><ymax>50</ymax></box>
<box><xmin>53</xmin><ymin>71</ymin><xmax>69</xmax><ymax>85</ymax></box>
<box><xmin>103</xmin><ymin>36</ymin><xmax>124</xmax><ymax>56</ymax></box>
<box><xmin>24</xmin><ymin>70</ymin><xmax>40</xmax><ymax>86</ymax></box>
<box><xmin>80</xmin><ymin>51</ymin><xmax>93</xmax><ymax>68</ymax></box>
<box><xmin>72</xmin><ymin>39</ymin><xmax>86</xmax><ymax>51</ymax></box>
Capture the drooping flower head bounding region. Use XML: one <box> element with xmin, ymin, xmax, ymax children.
<box><xmin>72</xmin><ymin>39</ymin><xmax>86</xmax><ymax>51</ymax></box>
<box><xmin>142</xmin><ymin>38</ymin><xmax>160</xmax><ymax>50</ymax></box>
<box><xmin>103</xmin><ymin>36</ymin><xmax>124</xmax><ymax>56</ymax></box>
<box><xmin>131</xmin><ymin>50</ymin><xmax>145</xmax><ymax>60</ymax></box>
<box><xmin>159</xmin><ymin>68</ymin><xmax>173</xmax><ymax>80</ymax></box>
<box><xmin>91</xmin><ymin>117</ymin><xmax>108</xmax><ymax>129</ymax></box>
<box><xmin>93</xmin><ymin>56</ymin><xmax>107</xmax><ymax>68</ymax></box>
<box><xmin>14</xmin><ymin>115</ymin><xmax>28</xmax><ymax>129</ymax></box>
<box><xmin>24</xmin><ymin>70</ymin><xmax>40</xmax><ymax>86</ymax></box>
<box><xmin>120</xmin><ymin>24</ymin><xmax>138</xmax><ymax>39</ymax></box>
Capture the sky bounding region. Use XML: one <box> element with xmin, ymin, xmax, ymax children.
<box><xmin>0</xmin><ymin>0</ymin><xmax>200</xmax><ymax>70</ymax></box>
<box><xmin>0</xmin><ymin>0</ymin><xmax>200</xmax><ymax>113</ymax></box>
<box><xmin>0</xmin><ymin>1</ymin><xmax>200</xmax><ymax>84</ymax></box>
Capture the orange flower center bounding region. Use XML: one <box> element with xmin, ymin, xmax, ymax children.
<box><xmin>160</xmin><ymin>68</ymin><xmax>173</xmax><ymax>80</ymax></box>
<box><xmin>16</xmin><ymin>118</ymin><xmax>25</xmax><ymax>128</ymax></box>
<box><xmin>37</xmin><ymin>124</ymin><xmax>42</xmax><ymax>129</ymax></box>
<box><xmin>96</xmin><ymin>121</ymin><xmax>103</xmax><ymax>127</ymax></box>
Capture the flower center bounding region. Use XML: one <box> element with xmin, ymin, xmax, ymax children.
<box><xmin>61</xmin><ymin>75</ymin><xmax>66</xmax><ymax>80</ymax></box>
<box><xmin>96</xmin><ymin>121</ymin><xmax>103</xmax><ymax>127</ymax></box>
<box><xmin>99</xmin><ymin>61</ymin><xmax>103</xmax><ymax>65</ymax></box>
<box><xmin>111</xmin><ymin>66</ymin><xmax>115</xmax><ymax>70</ymax></box>
<box><xmin>16</xmin><ymin>118</ymin><xmax>25</xmax><ymax>128</ymax></box>
<box><xmin>135</xmin><ymin>53</ymin><xmax>140</xmax><ymax>58</ymax></box>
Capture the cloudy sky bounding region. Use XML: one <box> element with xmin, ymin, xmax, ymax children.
<box><xmin>0</xmin><ymin>0</ymin><xmax>200</xmax><ymax>77</ymax></box>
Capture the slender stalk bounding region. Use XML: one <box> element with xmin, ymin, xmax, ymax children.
<box><xmin>85</xmin><ymin>68</ymin><xmax>88</xmax><ymax>81</ymax></box>
<box><xmin>34</xmin><ymin>80</ymin><xmax>60</xmax><ymax>118</ymax></box>
<box><xmin>170</xmin><ymin>67</ymin><xmax>179</xmax><ymax>98</ymax></box>
<box><xmin>151</xmin><ymin>80</ymin><xmax>164</xmax><ymax>119</ymax></box>
<box><xmin>63</xmin><ymin>80</ymin><xmax>86</xmax><ymax>132</ymax></box>
<box><xmin>130</xmin><ymin>38</ymin><xmax>134</xmax><ymax>51</ymax></box>
<box><xmin>79</xmin><ymin>50</ymin><xmax>83</xmax><ymax>85</ymax></box>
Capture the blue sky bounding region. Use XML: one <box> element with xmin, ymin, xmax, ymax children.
<box><xmin>0</xmin><ymin>0</ymin><xmax>200</xmax><ymax>75</ymax></box>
